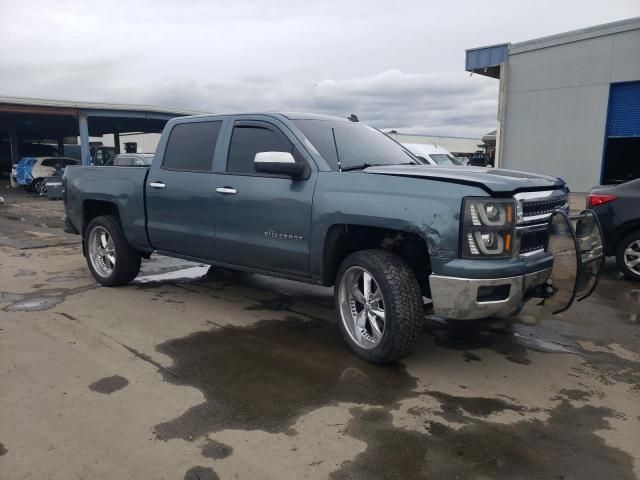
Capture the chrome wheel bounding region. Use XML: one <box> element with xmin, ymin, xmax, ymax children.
<box><xmin>88</xmin><ymin>226</ymin><xmax>116</xmax><ymax>278</ymax></box>
<box><xmin>338</xmin><ymin>266</ymin><xmax>386</xmax><ymax>350</ymax></box>
<box><xmin>623</xmin><ymin>239</ymin><xmax>640</xmax><ymax>275</ymax></box>
<box><xmin>34</xmin><ymin>179</ymin><xmax>47</xmax><ymax>195</ymax></box>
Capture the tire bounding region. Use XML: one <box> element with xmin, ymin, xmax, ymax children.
<box><xmin>32</xmin><ymin>178</ymin><xmax>47</xmax><ymax>195</ymax></box>
<box><xmin>84</xmin><ymin>215</ymin><xmax>141</xmax><ymax>286</ymax></box>
<box><xmin>615</xmin><ymin>231</ymin><xmax>640</xmax><ymax>281</ymax></box>
<box><xmin>335</xmin><ymin>249</ymin><xmax>423</xmax><ymax>363</ymax></box>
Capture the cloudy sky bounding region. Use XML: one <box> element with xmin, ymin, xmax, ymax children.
<box><xmin>1</xmin><ymin>0</ymin><xmax>638</xmax><ymax>137</ymax></box>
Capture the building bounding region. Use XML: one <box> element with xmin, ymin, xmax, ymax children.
<box><xmin>466</xmin><ymin>17</ymin><xmax>640</xmax><ymax>191</ymax></box>
<box><xmin>385</xmin><ymin>131</ymin><xmax>482</xmax><ymax>157</ymax></box>
<box><xmin>0</xmin><ymin>96</ymin><xmax>200</xmax><ymax>183</ymax></box>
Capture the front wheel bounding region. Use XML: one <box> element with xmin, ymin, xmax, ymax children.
<box><xmin>616</xmin><ymin>231</ymin><xmax>640</xmax><ymax>281</ymax></box>
<box><xmin>335</xmin><ymin>249</ymin><xmax>423</xmax><ymax>363</ymax></box>
<box><xmin>84</xmin><ymin>215</ymin><xmax>141</xmax><ymax>286</ymax></box>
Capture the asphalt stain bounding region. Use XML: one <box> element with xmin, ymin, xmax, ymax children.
<box><xmin>463</xmin><ymin>351</ymin><xmax>481</xmax><ymax>362</ymax></box>
<box><xmin>425</xmin><ymin>391</ymin><xmax>529</xmax><ymax>423</ymax></box>
<box><xmin>183</xmin><ymin>466</ymin><xmax>219</xmax><ymax>480</ymax></box>
<box><xmin>152</xmin><ymin>318</ymin><xmax>417</xmax><ymax>441</ymax></box>
<box><xmin>0</xmin><ymin>285</ymin><xmax>97</xmax><ymax>312</ymax></box>
<box><xmin>425</xmin><ymin>318</ymin><xmax>532</xmax><ymax>365</ymax></box>
<box><xmin>201</xmin><ymin>439</ymin><xmax>233</xmax><ymax>459</ymax></box>
<box><xmin>89</xmin><ymin>375</ymin><xmax>129</xmax><ymax>394</ymax></box>
<box><xmin>331</xmin><ymin>395</ymin><xmax>635</xmax><ymax>480</ymax></box>
<box><xmin>0</xmin><ymin>442</ymin><xmax>7</xmax><ymax>456</ymax></box>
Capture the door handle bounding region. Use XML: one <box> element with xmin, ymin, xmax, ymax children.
<box><xmin>216</xmin><ymin>187</ymin><xmax>237</xmax><ymax>195</ymax></box>
<box><xmin>149</xmin><ymin>181</ymin><xmax>166</xmax><ymax>189</ymax></box>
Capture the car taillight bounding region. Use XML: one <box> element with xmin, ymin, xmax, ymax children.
<box><xmin>587</xmin><ymin>194</ymin><xmax>617</xmax><ymax>207</ymax></box>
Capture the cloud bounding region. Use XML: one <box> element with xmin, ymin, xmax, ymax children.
<box><xmin>2</xmin><ymin>0</ymin><xmax>637</xmax><ymax>138</ymax></box>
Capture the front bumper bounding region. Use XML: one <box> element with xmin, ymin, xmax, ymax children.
<box><xmin>429</xmin><ymin>268</ymin><xmax>552</xmax><ymax>320</ymax></box>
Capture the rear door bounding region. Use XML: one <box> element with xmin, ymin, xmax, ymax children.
<box><xmin>212</xmin><ymin>118</ymin><xmax>317</xmax><ymax>277</ymax></box>
<box><xmin>146</xmin><ymin>119</ymin><xmax>223</xmax><ymax>260</ymax></box>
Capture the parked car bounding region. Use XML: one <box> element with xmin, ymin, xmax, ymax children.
<box><xmin>63</xmin><ymin>145</ymin><xmax>117</xmax><ymax>166</ymax></box>
<box><xmin>401</xmin><ymin>143</ymin><xmax>461</xmax><ymax>166</ymax></box>
<box><xmin>14</xmin><ymin>157</ymin><xmax>80</xmax><ymax>193</ymax></box>
<box><xmin>63</xmin><ymin>113</ymin><xmax>602</xmax><ymax>363</ymax></box>
<box><xmin>1</xmin><ymin>141</ymin><xmax>59</xmax><ymax>177</ymax></box>
<box><xmin>588</xmin><ymin>178</ymin><xmax>640</xmax><ymax>280</ymax></box>
<box><xmin>111</xmin><ymin>153</ymin><xmax>154</xmax><ymax>166</ymax></box>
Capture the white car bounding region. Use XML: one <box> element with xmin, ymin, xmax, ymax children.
<box><xmin>402</xmin><ymin>143</ymin><xmax>462</xmax><ymax>166</ymax></box>
<box><xmin>14</xmin><ymin>157</ymin><xmax>80</xmax><ymax>193</ymax></box>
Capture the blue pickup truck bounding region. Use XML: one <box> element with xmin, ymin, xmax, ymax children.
<box><xmin>63</xmin><ymin>113</ymin><xmax>603</xmax><ymax>362</ymax></box>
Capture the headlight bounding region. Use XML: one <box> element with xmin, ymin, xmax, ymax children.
<box><xmin>461</xmin><ymin>197</ymin><xmax>516</xmax><ymax>258</ymax></box>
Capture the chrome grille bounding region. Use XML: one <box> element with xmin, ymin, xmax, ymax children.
<box><xmin>515</xmin><ymin>190</ymin><xmax>569</xmax><ymax>256</ymax></box>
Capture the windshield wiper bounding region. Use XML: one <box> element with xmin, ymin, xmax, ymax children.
<box><xmin>341</xmin><ymin>163</ymin><xmax>377</xmax><ymax>171</ymax></box>
<box><xmin>341</xmin><ymin>162</ymin><xmax>419</xmax><ymax>172</ymax></box>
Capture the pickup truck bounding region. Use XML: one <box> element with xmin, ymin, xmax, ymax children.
<box><xmin>63</xmin><ymin>113</ymin><xmax>603</xmax><ymax>363</ymax></box>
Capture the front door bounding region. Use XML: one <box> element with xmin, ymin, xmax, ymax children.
<box><xmin>213</xmin><ymin>119</ymin><xmax>316</xmax><ymax>277</ymax></box>
<box><xmin>146</xmin><ymin>120</ymin><xmax>223</xmax><ymax>260</ymax></box>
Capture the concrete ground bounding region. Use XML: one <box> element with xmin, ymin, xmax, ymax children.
<box><xmin>1</xmin><ymin>182</ymin><xmax>639</xmax><ymax>480</ymax></box>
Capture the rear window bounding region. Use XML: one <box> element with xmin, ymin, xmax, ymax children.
<box><xmin>163</xmin><ymin>121</ymin><xmax>222</xmax><ymax>171</ymax></box>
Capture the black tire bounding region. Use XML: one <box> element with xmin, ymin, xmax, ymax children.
<box><xmin>334</xmin><ymin>249</ymin><xmax>423</xmax><ymax>363</ymax></box>
<box><xmin>84</xmin><ymin>215</ymin><xmax>141</xmax><ymax>286</ymax></box>
<box><xmin>32</xmin><ymin>178</ymin><xmax>46</xmax><ymax>195</ymax></box>
<box><xmin>615</xmin><ymin>231</ymin><xmax>640</xmax><ymax>281</ymax></box>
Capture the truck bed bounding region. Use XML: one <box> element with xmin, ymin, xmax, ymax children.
<box><xmin>64</xmin><ymin>165</ymin><xmax>151</xmax><ymax>251</ymax></box>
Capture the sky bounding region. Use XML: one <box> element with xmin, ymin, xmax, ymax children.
<box><xmin>1</xmin><ymin>0</ymin><xmax>639</xmax><ymax>137</ymax></box>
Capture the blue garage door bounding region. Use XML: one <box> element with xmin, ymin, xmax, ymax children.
<box><xmin>606</xmin><ymin>81</ymin><xmax>640</xmax><ymax>138</ymax></box>
<box><xmin>602</xmin><ymin>81</ymin><xmax>640</xmax><ymax>184</ymax></box>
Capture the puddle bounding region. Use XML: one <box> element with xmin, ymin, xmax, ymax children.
<box><xmin>135</xmin><ymin>266</ymin><xmax>210</xmax><ymax>284</ymax></box>
<box><xmin>184</xmin><ymin>466</ymin><xmax>219</xmax><ymax>480</ymax></box>
<box><xmin>151</xmin><ymin>318</ymin><xmax>418</xmax><ymax>441</ymax></box>
<box><xmin>89</xmin><ymin>375</ymin><xmax>129</xmax><ymax>394</ymax></box>
<box><xmin>0</xmin><ymin>285</ymin><xmax>97</xmax><ymax>312</ymax></box>
<box><xmin>200</xmin><ymin>439</ymin><xmax>233</xmax><ymax>459</ymax></box>
<box><xmin>331</xmin><ymin>395</ymin><xmax>635</xmax><ymax>480</ymax></box>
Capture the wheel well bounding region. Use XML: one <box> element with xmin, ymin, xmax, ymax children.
<box><xmin>82</xmin><ymin>200</ymin><xmax>119</xmax><ymax>234</ymax></box>
<box><xmin>322</xmin><ymin>224</ymin><xmax>431</xmax><ymax>294</ymax></box>
<box><xmin>612</xmin><ymin>221</ymin><xmax>640</xmax><ymax>254</ymax></box>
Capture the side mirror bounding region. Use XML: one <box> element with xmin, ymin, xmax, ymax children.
<box><xmin>254</xmin><ymin>151</ymin><xmax>305</xmax><ymax>178</ymax></box>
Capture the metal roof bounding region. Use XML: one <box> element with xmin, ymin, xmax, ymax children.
<box><xmin>465</xmin><ymin>44</ymin><xmax>509</xmax><ymax>78</ymax></box>
<box><xmin>465</xmin><ymin>16</ymin><xmax>640</xmax><ymax>77</ymax></box>
<box><xmin>0</xmin><ymin>96</ymin><xmax>204</xmax><ymax>117</ymax></box>
<box><xmin>510</xmin><ymin>16</ymin><xmax>640</xmax><ymax>55</ymax></box>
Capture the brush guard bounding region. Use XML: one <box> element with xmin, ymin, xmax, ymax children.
<box><xmin>538</xmin><ymin>210</ymin><xmax>605</xmax><ymax>314</ymax></box>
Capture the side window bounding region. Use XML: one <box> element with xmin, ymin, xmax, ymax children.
<box><xmin>41</xmin><ymin>159</ymin><xmax>56</xmax><ymax>167</ymax></box>
<box><xmin>163</xmin><ymin>121</ymin><xmax>222</xmax><ymax>171</ymax></box>
<box><xmin>226</xmin><ymin>124</ymin><xmax>293</xmax><ymax>174</ymax></box>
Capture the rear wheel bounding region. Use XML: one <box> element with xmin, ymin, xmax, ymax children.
<box><xmin>616</xmin><ymin>231</ymin><xmax>640</xmax><ymax>281</ymax></box>
<box><xmin>32</xmin><ymin>178</ymin><xmax>47</xmax><ymax>195</ymax></box>
<box><xmin>84</xmin><ymin>215</ymin><xmax>141</xmax><ymax>286</ymax></box>
<box><xmin>335</xmin><ymin>249</ymin><xmax>422</xmax><ymax>363</ymax></box>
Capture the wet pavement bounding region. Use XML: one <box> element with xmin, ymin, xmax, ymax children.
<box><xmin>0</xmin><ymin>188</ymin><xmax>639</xmax><ymax>479</ymax></box>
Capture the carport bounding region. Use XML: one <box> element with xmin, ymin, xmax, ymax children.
<box><xmin>0</xmin><ymin>96</ymin><xmax>201</xmax><ymax>185</ymax></box>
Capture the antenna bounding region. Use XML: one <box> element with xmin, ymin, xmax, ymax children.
<box><xmin>347</xmin><ymin>114</ymin><xmax>359</xmax><ymax>122</ymax></box>
<box><xmin>331</xmin><ymin>127</ymin><xmax>342</xmax><ymax>172</ymax></box>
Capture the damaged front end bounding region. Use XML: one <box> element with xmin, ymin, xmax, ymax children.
<box><xmin>429</xmin><ymin>209</ymin><xmax>604</xmax><ymax>320</ymax></box>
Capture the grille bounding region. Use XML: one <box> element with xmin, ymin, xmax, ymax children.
<box><xmin>517</xmin><ymin>191</ymin><xmax>569</xmax><ymax>255</ymax></box>
<box><xmin>521</xmin><ymin>194</ymin><xmax>569</xmax><ymax>219</ymax></box>
<box><xmin>519</xmin><ymin>226</ymin><xmax>548</xmax><ymax>254</ymax></box>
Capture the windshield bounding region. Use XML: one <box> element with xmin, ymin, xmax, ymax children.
<box><xmin>293</xmin><ymin>119</ymin><xmax>419</xmax><ymax>171</ymax></box>
<box><xmin>429</xmin><ymin>154</ymin><xmax>461</xmax><ymax>166</ymax></box>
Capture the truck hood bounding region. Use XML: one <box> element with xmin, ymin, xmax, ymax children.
<box><xmin>364</xmin><ymin>165</ymin><xmax>565</xmax><ymax>195</ymax></box>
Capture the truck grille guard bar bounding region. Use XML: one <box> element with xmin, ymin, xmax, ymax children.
<box><xmin>538</xmin><ymin>209</ymin><xmax>605</xmax><ymax>314</ymax></box>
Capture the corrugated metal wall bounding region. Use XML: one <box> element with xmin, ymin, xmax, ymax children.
<box><xmin>606</xmin><ymin>81</ymin><xmax>640</xmax><ymax>137</ymax></box>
